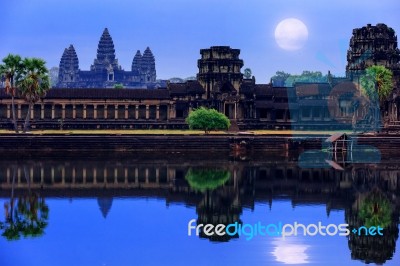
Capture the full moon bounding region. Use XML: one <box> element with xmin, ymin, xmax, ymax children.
<box><xmin>275</xmin><ymin>18</ymin><xmax>309</xmax><ymax>51</ymax></box>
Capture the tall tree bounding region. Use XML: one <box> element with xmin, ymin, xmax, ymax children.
<box><xmin>186</xmin><ymin>107</ymin><xmax>230</xmax><ymax>134</ymax></box>
<box><xmin>17</xmin><ymin>58</ymin><xmax>50</xmax><ymax>133</ymax></box>
<box><xmin>0</xmin><ymin>54</ymin><xmax>23</xmax><ymax>132</ymax></box>
<box><xmin>360</xmin><ymin>66</ymin><xmax>393</xmax><ymax>130</ymax></box>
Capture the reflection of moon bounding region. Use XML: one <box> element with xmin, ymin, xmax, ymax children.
<box><xmin>271</xmin><ymin>239</ymin><xmax>310</xmax><ymax>264</ymax></box>
<box><xmin>275</xmin><ymin>18</ymin><xmax>308</xmax><ymax>51</ymax></box>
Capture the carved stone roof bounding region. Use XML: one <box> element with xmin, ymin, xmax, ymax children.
<box><xmin>169</xmin><ymin>81</ymin><xmax>204</xmax><ymax>95</ymax></box>
<box><xmin>254</xmin><ymin>84</ymin><xmax>273</xmax><ymax>96</ymax></box>
<box><xmin>295</xmin><ymin>83</ymin><xmax>332</xmax><ymax>97</ymax></box>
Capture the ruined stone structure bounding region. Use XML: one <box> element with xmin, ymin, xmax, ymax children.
<box><xmin>57</xmin><ymin>28</ymin><xmax>157</xmax><ymax>88</ymax></box>
<box><xmin>1</xmin><ymin>24</ymin><xmax>400</xmax><ymax>130</ymax></box>
<box><xmin>346</xmin><ymin>24</ymin><xmax>400</xmax><ymax>124</ymax></box>
<box><xmin>347</xmin><ymin>23</ymin><xmax>400</xmax><ymax>81</ymax></box>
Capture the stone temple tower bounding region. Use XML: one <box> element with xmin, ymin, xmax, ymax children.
<box><xmin>58</xmin><ymin>45</ymin><xmax>79</xmax><ymax>84</ymax></box>
<box><xmin>346</xmin><ymin>23</ymin><xmax>400</xmax><ymax>81</ymax></box>
<box><xmin>57</xmin><ymin>28</ymin><xmax>157</xmax><ymax>88</ymax></box>
<box><xmin>197</xmin><ymin>46</ymin><xmax>244</xmax><ymax>99</ymax></box>
<box><xmin>141</xmin><ymin>47</ymin><xmax>156</xmax><ymax>83</ymax></box>
<box><xmin>131</xmin><ymin>50</ymin><xmax>142</xmax><ymax>73</ymax></box>
<box><xmin>90</xmin><ymin>28</ymin><xmax>120</xmax><ymax>73</ymax></box>
<box><xmin>131</xmin><ymin>47</ymin><xmax>156</xmax><ymax>83</ymax></box>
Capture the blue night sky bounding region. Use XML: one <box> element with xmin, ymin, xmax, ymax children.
<box><xmin>1</xmin><ymin>0</ymin><xmax>400</xmax><ymax>83</ymax></box>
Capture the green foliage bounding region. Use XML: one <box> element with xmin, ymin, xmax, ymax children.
<box><xmin>1</xmin><ymin>194</ymin><xmax>49</xmax><ymax>241</ymax></box>
<box><xmin>185</xmin><ymin>168</ymin><xmax>231</xmax><ymax>192</ymax></box>
<box><xmin>359</xmin><ymin>190</ymin><xmax>392</xmax><ymax>228</ymax></box>
<box><xmin>0</xmin><ymin>54</ymin><xmax>23</xmax><ymax>96</ymax></box>
<box><xmin>243</xmin><ymin>68</ymin><xmax>252</xmax><ymax>79</ymax></box>
<box><xmin>360</xmin><ymin>65</ymin><xmax>393</xmax><ymax>102</ymax></box>
<box><xmin>0</xmin><ymin>54</ymin><xmax>23</xmax><ymax>132</ymax></box>
<box><xmin>113</xmin><ymin>83</ymin><xmax>124</xmax><ymax>89</ymax></box>
<box><xmin>16</xmin><ymin>57</ymin><xmax>51</xmax><ymax>132</ymax></box>
<box><xmin>271</xmin><ymin>70</ymin><xmax>328</xmax><ymax>87</ymax></box>
<box><xmin>18</xmin><ymin>58</ymin><xmax>50</xmax><ymax>101</ymax></box>
<box><xmin>186</xmin><ymin>107</ymin><xmax>230</xmax><ymax>133</ymax></box>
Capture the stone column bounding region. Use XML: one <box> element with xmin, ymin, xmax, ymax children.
<box><xmin>146</xmin><ymin>105</ymin><xmax>149</xmax><ymax>120</ymax></box>
<box><xmin>61</xmin><ymin>167</ymin><xmax>65</xmax><ymax>185</ymax></box>
<box><xmin>83</xmin><ymin>105</ymin><xmax>87</xmax><ymax>119</ymax></box>
<box><xmin>41</xmin><ymin>104</ymin><xmax>44</xmax><ymax>119</ymax></box>
<box><xmin>94</xmin><ymin>105</ymin><xmax>97</xmax><ymax>119</ymax></box>
<box><xmin>93</xmin><ymin>168</ymin><xmax>97</xmax><ymax>184</ymax></box>
<box><xmin>135</xmin><ymin>168</ymin><xmax>138</xmax><ymax>184</ymax></box>
<box><xmin>7</xmin><ymin>104</ymin><xmax>10</xmax><ymax>119</ymax></box>
<box><xmin>51</xmin><ymin>167</ymin><xmax>55</xmax><ymax>184</ymax></box>
<box><xmin>135</xmin><ymin>105</ymin><xmax>139</xmax><ymax>119</ymax></box>
<box><xmin>72</xmin><ymin>104</ymin><xmax>76</xmax><ymax>119</ymax></box>
<box><xmin>125</xmin><ymin>105</ymin><xmax>129</xmax><ymax>119</ymax></box>
<box><xmin>145</xmin><ymin>168</ymin><xmax>149</xmax><ymax>183</ymax></box>
<box><xmin>124</xmin><ymin>168</ymin><xmax>128</xmax><ymax>184</ymax></box>
<box><xmin>115</xmin><ymin>105</ymin><xmax>118</xmax><ymax>120</ymax></box>
<box><xmin>156</xmin><ymin>105</ymin><xmax>160</xmax><ymax>120</ymax></box>
<box><xmin>6</xmin><ymin>168</ymin><xmax>10</xmax><ymax>184</ymax></box>
<box><xmin>169</xmin><ymin>104</ymin><xmax>175</xmax><ymax>119</ymax></box>
<box><xmin>104</xmin><ymin>105</ymin><xmax>108</xmax><ymax>119</ymax></box>
<box><xmin>72</xmin><ymin>167</ymin><xmax>76</xmax><ymax>184</ymax></box>
<box><xmin>18</xmin><ymin>104</ymin><xmax>21</xmax><ymax>119</ymax></box>
<box><xmin>17</xmin><ymin>168</ymin><xmax>21</xmax><ymax>184</ymax></box>
<box><xmin>51</xmin><ymin>105</ymin><xmax>55</xmax><ymax>119</ymax></box>
<box><xmin>83</xmin><ymin>168</ymin><xmax>86</xmax><ymax>184</ymax></box>
<box><xmin>30</xmin><ymin>105</ymin><xmax>34</xmax><ymax>119</ymax></box>
<box><xmin>40</xmin><ymin>168</ymin><xmax>44</xmax><ymax>185</ymax></box>
<box><xmin>62</xmin><ymin>104</ymin><xmax>66</xmax><ymax>119</ymax></box>
<box><xmin>156</xmin><ymin>168</ymin><xmax>159</xmax><ymax>183</ymax></box>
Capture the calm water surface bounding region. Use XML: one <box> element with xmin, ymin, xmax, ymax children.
<box><xmin>0</xmin><ymin>151</ymin><xmax>399</xmax><ymax>266</ymax></box>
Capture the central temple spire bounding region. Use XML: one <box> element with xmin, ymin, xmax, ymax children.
<box><xmin>97</xmin><ymin>28</ymin><xmax>115</xmax><ymax>62</ymax></box>
<box><xmin>90</xmin><ymin>28</ymin><xmax>120</xmax><ymax>72</ymax></box>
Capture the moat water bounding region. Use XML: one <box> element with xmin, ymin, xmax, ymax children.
<box><xmin>0</xmin><ymin>151</ymin><xmax>399</xmax><ymax>266</ymax></box>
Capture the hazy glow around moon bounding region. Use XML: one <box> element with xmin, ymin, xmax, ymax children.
<box><xmin>275</xmin><ymin>18</ymin><xmax>309</xmax><ymax>51</ymax></box>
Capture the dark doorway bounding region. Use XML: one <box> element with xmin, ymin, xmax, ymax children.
<box><xmin>224</xmin><ymin>104</ymin><xmax>234</xmax><ymax>119</ymax></box>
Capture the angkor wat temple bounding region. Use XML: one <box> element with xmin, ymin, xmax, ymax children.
<box><xmin>1</xmin><ymin>23</ymin><xmax>400</xmax><ymax>130</ymax></box>
<box><xmin>57</xmin><ymin>28</ymin><xmax>158</xmax><ymax>88</ymax></box>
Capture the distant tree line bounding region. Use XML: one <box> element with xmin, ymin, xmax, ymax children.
<box><xmin>169</xmin><ymin>76</ymin><xmax>197</xmax><ymax>83</ymax></box>
<box><xmin>271</xmin><ymin>70</ymin><xmax>328</xmax><ymax>87</ymax></box>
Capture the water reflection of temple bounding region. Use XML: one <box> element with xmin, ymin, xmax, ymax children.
<box><xmin>0</xmin><ymin>154</ymin><xmax>399</xmax><ymax>262</ymax></box>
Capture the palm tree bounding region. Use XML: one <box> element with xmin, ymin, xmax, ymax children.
<box><xmin>0</xmin><ymin>54</ymin><xmax>23</xmax><ymax>132</ymax></box>
<box><xmin>360</xmin><ymin>65</ymin><xmax>393</xmax><ymax>103</ymax></box>
<box><xmin>360</xmin><ymin>65</ymin><xmax>393</xmax><ymax>130</ymax></box>
<box><xmin>17</xmin><ymin>58</ymin><xmax>50</xmax><ymax>133</ymax></box>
